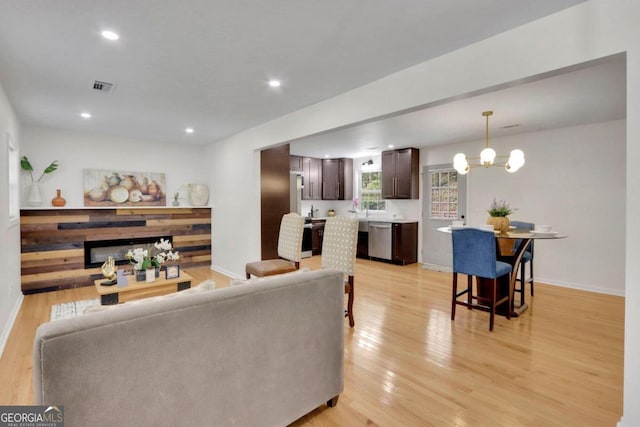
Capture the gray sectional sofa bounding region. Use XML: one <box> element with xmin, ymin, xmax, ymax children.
<box><xmin>33</xmin><ymin>269</ymin><xmax>345</xmax><ymax>427</ymax></box>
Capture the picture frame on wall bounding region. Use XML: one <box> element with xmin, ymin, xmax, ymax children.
<box><xmin>165</xmin><ymin>265</ymin><xmax>180</xmax><ymax>280</ymax></box>
<box><xmin>82</xmin><ymin>168</ymin><xmax>167</xmax><ymax>207</ymax></box>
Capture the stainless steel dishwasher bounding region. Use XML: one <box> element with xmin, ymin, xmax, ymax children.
<box><xmin>368</xmin><ymin>222</ymin><xmax>392</xmax><ymax>260</ymax></box>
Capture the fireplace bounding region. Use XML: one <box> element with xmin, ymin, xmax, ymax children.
<box><xmin>84</xmin><ymin>236</ymin><xmax>172</xmax><ymax>269</ymax></box>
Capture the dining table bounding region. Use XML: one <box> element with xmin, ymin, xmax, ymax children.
<box><xmin>437</xmin><ymin>226</ymin><xmax>567</xmax><ymax>317</ymax></box>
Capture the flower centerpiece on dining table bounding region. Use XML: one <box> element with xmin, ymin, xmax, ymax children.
<box><xmin>487</xmin><ymin>198</ymin><xmax>514</xmax><ymax>232</ymax></box>
<box><xmin>126</xmin><ymin>238</ymin><xmax>180</xmax><ymax>281</ymax></box>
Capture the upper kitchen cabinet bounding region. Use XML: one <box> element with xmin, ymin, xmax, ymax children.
<box><xmin>322</xmin><ymin>158</ymin><xmax>353</xmax><ymax>200</ymax></box>
<box><xmin>302</xmin><ymin>157</ymin><xmax>323</xmax><ymax>200</ymax></box>
<box><xmin>290</xmin><ymin>155</ymin><xmax>303</xmax><ymax>172</ymax></box>
<box><xmin>381</xmin><ymin>148</ymin><xmax>420</xmax><ymax>199</ymax></box>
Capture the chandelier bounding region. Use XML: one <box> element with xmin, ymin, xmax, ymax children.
<box><xmin>453</xmin><ymin>111</ymin><xmax>525</xmax><ymax>175</ymax></box>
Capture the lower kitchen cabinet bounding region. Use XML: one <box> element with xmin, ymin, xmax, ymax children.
<box><xmin>392</xmin><ymin>222</ymin><xmax>418</xmax><ymax>265</ymax></box>
<box><xmin>311</xmin><ymin>219</ymin><xmax>326</xmax><ymax>255</ymax></box>
<box><xmin>357</xmin><ymin>231</ymin><xmax>369</xmax><ymax>258</ymax></box>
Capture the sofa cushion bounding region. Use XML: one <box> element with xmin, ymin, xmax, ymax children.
<box><xmin>229</xmin><ymin>267</ymin><xmax>310</xmax><ymax>286</ymax></box>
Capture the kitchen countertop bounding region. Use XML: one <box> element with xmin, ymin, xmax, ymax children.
<box><xmin>363</xmin><ymin>218</ymin><xmax>418</xmax><ymax>224</ymax></box>
<box><xmin>306</xmin><ymin>216</ymin><xmax>418</xmax><ymax>224</ymax></box>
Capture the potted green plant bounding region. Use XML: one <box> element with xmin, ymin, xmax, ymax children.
<box><xmin>20</xmin><ymin>156</ymin><xmax>59</xmax><ymax>206</ymax></box>
<box><xmin>487</xmin><ymin>198</ymin><xmax>514</xmax><ymax>232</ymax></box>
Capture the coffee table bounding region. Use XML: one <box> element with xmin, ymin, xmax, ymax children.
<box><xmin>94</xmin><ymin>271</ymin><xmax>193</xmax><ymax>305</ymax></box>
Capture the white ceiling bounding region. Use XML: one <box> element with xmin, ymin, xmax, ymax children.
<box><xmin>290</xmin><ymin>54</ymin><xmax>627</xmax><ymax>158</ymax></box>
<box><xmin>0</xmin><ymin>0</ymin><xmax>590</xmax><ymax>148</ymax></box>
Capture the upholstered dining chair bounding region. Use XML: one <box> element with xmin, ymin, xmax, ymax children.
<box><xmin>451</xmin><ymin>227</ymin><xmax>512</xmax><ymax>331</ymax></box>
<box><xmin>321</xmin><ymin>216</ymin><xmax>359</xmax><ymax>328</ymax></box>
<box><xmin>245</xmin><ymin>213</ymin><xmax>305</xmax><ymax>279</ymax></box>
<box><xmin>510</xmin><ymin>220</ymin><xmax>535</xmax><ymax>300</ymax></box>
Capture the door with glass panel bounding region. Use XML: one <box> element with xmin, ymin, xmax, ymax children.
<box><xmin>422</xmin><ymin>165</ymin><xmax>466</xmax><ymax>270</ymax></box>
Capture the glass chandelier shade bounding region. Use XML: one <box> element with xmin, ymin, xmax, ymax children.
<box><xmin>452</xmin><ymin>111</ymin><xmax>525</xmax><ymax>174</ymax></box>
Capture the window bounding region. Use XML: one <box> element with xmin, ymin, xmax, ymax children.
<box><xmin>7</xmin><ymin>133</ymin><xmax>19</xmax><ymax>225</ymax></box>
<box><xmin>430</xmin><ymin>170</ymin><xmax>458</xmax><ymax>219</ymax></box>
<box><xmin>360</xmin><ymin>170</ymin><xmax>385</xmax><ymax>211</ymax></box>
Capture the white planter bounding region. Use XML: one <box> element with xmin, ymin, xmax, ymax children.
<box><xmin>145</xmin><ymin>268</ymin><xmax>155</xmax><ymax>283</ymax></box>
<box><xmin>27</xmin><ymin>182</ymin><xmax>43</xmax><ymax>207</ymax></box>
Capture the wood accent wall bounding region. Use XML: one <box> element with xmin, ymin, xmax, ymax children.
<box><xmin>20</xmin><ymin>208</ymin><xmax>211</xmax><ymax>294</ymax></box>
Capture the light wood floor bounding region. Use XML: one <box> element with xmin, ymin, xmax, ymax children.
<box><xmin>0</xmin><ymin>258</ymin><xmax>623</xmax><ymax>426</ymax></box>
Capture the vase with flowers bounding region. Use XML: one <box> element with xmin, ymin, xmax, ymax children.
<box><xmin>20</xmin><ymin>156</ymin><xmax>59</xmax><ymax>207</ymax></box>
<box><xmin>126</xmin><ymin>238</ymin><xmax>180</xmax><ymax>282</ymax></box>
<box><xmin>487</xmin><ymin>198</ymin><xmax>514</xmax><ymax>232</ymax></box>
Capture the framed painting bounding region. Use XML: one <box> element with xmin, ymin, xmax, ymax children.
<box><xmin>165</xmin><ymin>265</ymin><xmax>180</xmax><ymax>279</ymax></box>
<box><xmin>83</xmin><ymin>169</ymin><xmax>167</xmax><ymax>207</ymax></box>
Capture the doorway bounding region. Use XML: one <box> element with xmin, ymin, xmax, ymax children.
<box><xmin>421</xmin><ymin>164</ymin><xmax>467</xmax><ymax>270</ymax></box>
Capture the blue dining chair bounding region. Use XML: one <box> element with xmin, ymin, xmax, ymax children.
<box><xmin>510</xmin><ymin>220</ymin><xmax>535</xmax><ymax>300</ymax></box>
<box><xmin>451</xmin><ymin>228</ymin><xmax>512</xmax><ymax>331</ymax></box>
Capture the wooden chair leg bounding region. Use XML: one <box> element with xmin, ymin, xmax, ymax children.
<box><xmin>245</xmin><ymin>272</ymin><xmax>251</xmax><ymax>279</ymax></box>
<box><xmin>451</xmin><ymin>273</ymin><xmax>458</xmax><ymax>320</ymax></box>
<box><xmin>489</xmin><ymin>278</ymin><xmax>496</xmax><ymax>331</ymax></box>
<box><xmin>467</xmin><ymin>275</ymin><xmax>472</xmax><ymax>310</ymax></box>
<box><xmin>519</xmin><ymin>261</ymin><xmax>526</xmax><ymax>306</ymax></box>
<box><xmin>346</xmin><ymin>276</ymin><xmax>355</xmax><ymax>328</ymax></box>
<box><xmin>530</xmin><ymin>261</ymin><xmax>534</xmax><ymax>296</ymax></box>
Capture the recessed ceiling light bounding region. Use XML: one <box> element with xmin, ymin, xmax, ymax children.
<box><xmin>185</xmin><ymin>128</ymin><xmax>194</xmax><ymax>134</ymax></box>
<box><xmin>80</xmin><ymin>112</ymin><xmax>91</xmax><ymax>119</ymax></box>
<box><xmin>324</xmin><ymin>154</ymin><xmax>330</xmax><ymax>158</ymax></box>
<box><xmin>388</xmin><ymin>144</ymin><xmax>394</xmax><ymax>148</ymax></box>
<box><xmin>268</xmin><ymin>80</ymin><xmax>281</xmax><ymax>88</ymax></box>
<box><xmin>101</xmin><ymin>30</ymin><xmax>120</xmax><ymax>41</ymax></box>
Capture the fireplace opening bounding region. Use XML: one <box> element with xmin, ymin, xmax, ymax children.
<box><xmin>84</xmin><ymin>236</ymin><xmax>172</xmax><ymax>269</ymax></box>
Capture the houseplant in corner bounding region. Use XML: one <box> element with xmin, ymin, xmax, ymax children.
<box><xmin>487</xmin><ymin>198</ymin><xmax>514</xmax><ymax>232</ymax></box>
<box><xmin>20</xmin><ymin>156</ymin><xmax>59</xmax><ymax>207</ymax></box>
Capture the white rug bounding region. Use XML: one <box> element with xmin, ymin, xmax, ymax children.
<box><xmin>50</xmin><ymin>299</ymin><xmax>100</xmax><ymax>321</ymax></box>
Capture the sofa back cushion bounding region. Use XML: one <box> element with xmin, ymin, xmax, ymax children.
<box><xmin>33</xmin><ymin>269</ymin><xmax>344</xmax><ymax>427</ymax></box>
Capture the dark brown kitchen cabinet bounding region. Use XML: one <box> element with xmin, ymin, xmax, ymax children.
<box><xmin>392</xmin><ymin>222</ymin><xmax>418</xmax><ymax>265</ymax></box>
<box><xmin>381</xmin><ymin>148</ymin><xmax>419</xmax><ymax>199</ymax></box>
<box><xmin>311</xmin><ymin>219</ymin><xmax>326</xmax><ymax>255</ymax></box>
<box><xmin>302</xmin><ymin>157</ymin><xmax>322</xmax><ymax>200</ymax></box>
<box><xmin>357</xmin><ymin>231</ymin><xmax>369</xmax><ymax>259</ymax></box>
<box><xmin>290</xmin><ymin>155</ymin><xmax>303</xmax><ymax>172</ymax></box>
<box><xmin>322</xmin><ymin>158</ymin><xmax>353</xmax><ymax>200</ymax></box>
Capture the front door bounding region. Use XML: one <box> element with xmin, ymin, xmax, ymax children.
<box><xmin>421</xmin><ymin>165</ymin><xmax>467</xmax><ymax>270</ymax></box>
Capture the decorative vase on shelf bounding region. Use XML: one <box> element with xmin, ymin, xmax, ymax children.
<box><xmin>27</xmin><ymin>182</ymin><xmax>43</xmax><ymax>207</ymax></box>
<box><xmin>188</xmin><ymin>184</ymin><xmax>209</xmax><ymax>206</ymax></box>
<box><xmin>145</xmin><ymin>268</ymin><xmax>156</xmax><ymax>283</ymax></box>
<box><xmin>51</xmin><ymin>188</ymin><xmax>66</xmax><ymax>207</ymax></box>
<box><xmin>487</xmin><ymin>215</ymin><xmax>510</xmax><ymax>232</ymax></box>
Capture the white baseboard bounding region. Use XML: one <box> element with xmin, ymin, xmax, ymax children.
<box><xmin>617</xmin><ymin>416</ymin><xmax>623</xmax><ymax>427</ymax></box>
<box><xmin>535</xmin><ymin>277</ymin><xmax>625</xmax><ymax>297</ymax></box>
<box><xmin>211</xmin><ymin>264</ymin><xmax>243</xmax><ymax>280</ymax></box>
<box><xmin>0</xmin><ymin>293</ymin><xmax>23</xmax><ymax>359</ymax></box>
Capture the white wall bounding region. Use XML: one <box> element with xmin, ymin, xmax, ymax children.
<box><xmin>423</xmin><ymin>120</ymin><xmax>625</xmax><ymax>295</ymax></box>
<box><xmin>0</xmin><ymin>83</ymin><xmax>23</xmax><ymax>357</ymax></box>
<box><xmin>20</xmin><ymin>126</ymin><xmax>209</xmax><ymax>208</ymax></box>
<box><xmin>204</xmin><ymin>1</ymin><xmax>640</xmax><ymax>423</ymax></box>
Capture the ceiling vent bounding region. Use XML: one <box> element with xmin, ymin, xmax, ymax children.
<box><xmin>92</xmin><ymin>80</ymin><xmax>115</xmax><ymax>93</ymax></box>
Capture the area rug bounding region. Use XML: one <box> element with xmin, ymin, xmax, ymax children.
<box><xmin>50</xmin><ymin>299</ymin><xmax>100</xmax><ymax>321</ymax></box>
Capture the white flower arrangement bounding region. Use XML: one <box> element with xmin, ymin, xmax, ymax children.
<box><xmin>126</xmin><ymin>238</ymin><xmax>180</xmax><ymax>271</ymax></box>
